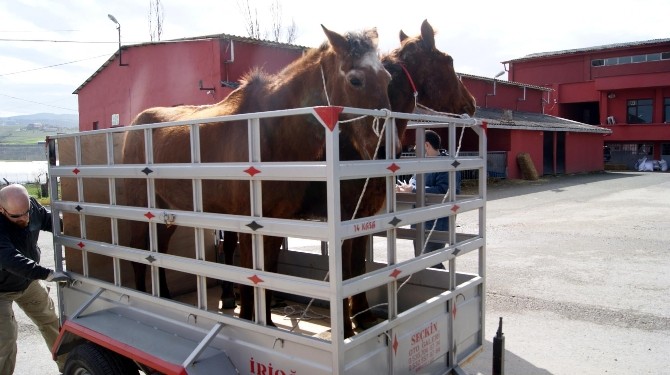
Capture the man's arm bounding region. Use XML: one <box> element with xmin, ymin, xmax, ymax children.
<box><xmin>31</xmin><ymin>197</ymin><xmax>53</xmax><ymax>233</ymax></box>
<box><xmin>425</xmin><ymin>172</ymin><xmax>450</xmax><ymax>195</ymax></box>
<box><xmin>0</xmin><ymin>234</ymin><xmax>52</xmax><ymax>280</ymax></box>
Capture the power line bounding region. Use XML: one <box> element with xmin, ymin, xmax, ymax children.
<box><xmin>0</xmin><ymin>30</ymin><xmax>81</xmax><ymax>33</ymax></box>
<box><xmin>0</xmin><ymin>38</ymin><xmax>118</xmax><ymax>44</ymax></box>
<box><xmin>0</xmin><ymin>54</ymin><xmax>111</xmax><ymax>77</ymax></box>
<box><xmin>0</xmin><ymin>93</ymin><xmax>77</xmax><ymax>112</ymax></box>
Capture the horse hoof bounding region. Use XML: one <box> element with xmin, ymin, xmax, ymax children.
<box><xmin>219</xmin><ymin>297</ymin><xmax>237</xmax><ymax>310</ymax></box>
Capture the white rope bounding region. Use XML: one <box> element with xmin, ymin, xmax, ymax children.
<box><xmin>351</xmin><ymin>114</ymin><xmax>388</xmax><ymax>220</ymax></box>
<box><xmin>320</xmin><ymin>66</ymin><xmax>331</xmax><ymax>106</ymax></box>
<box><xmin>287</xmin><ymin>112</ymin><xmax>389</xmax><ymax>331</ymax></box>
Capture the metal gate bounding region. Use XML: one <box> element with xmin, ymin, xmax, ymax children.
<box><xmin>48</xmin><ymin>106</ymin><xmax>486</xmax><ymax>374</ymax></box>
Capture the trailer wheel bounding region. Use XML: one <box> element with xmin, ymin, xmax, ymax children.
<box><xmin>63</xmin><ymin>342</ymin><xmax>138</xmax><ymax>375</ymax></box>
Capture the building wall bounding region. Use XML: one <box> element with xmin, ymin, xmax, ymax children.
<box><xmin>565</xmin><ymin>132</ymin><xmax>605</xmax><ymax>173</ymax></box>
<box><xmin>77</xmin><ymin>39</ymin><xmax>304</xmax><ymax>131</ymax></box>
<box><xmin>506</xmin><ymin>40</ymin><xmax>670</xmax><ymax>167</ymax></box>
<box><xmin>462</xmin><ymin>77</ymin><xmax>546</xmax><ymax>113</ymax></box>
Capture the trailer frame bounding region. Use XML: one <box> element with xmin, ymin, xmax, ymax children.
<box><xmin>47</xmin><ymin>106</ymin><xmax>487</xmax><ymax>374</ymax></box>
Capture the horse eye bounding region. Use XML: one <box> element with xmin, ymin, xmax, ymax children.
<box><xmin>349</xmin><ymin>76</ymin><xmax>363</xmax><ymax>88</ymax></box>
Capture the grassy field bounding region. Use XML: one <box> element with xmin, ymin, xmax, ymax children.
<box><xmin>22</xmin><ymin>183</ymin><xmax>51</xmax><ymax>206</ymax></box>
<box><xmin>0</xmin><ymin>125</ymin><xmax>77</xmax><ymax>145</ymax></box>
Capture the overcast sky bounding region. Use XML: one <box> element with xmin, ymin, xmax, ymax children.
<box><xmin>0</xmin><ymin>0</ymin><xmax>667</xmax><ymax>118</ymax></box>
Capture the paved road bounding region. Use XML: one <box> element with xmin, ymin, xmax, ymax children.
<box><xmin>14</xmin><ymin>171</ymin><xmax>670</xmax><ymax>374</ymax></box>
<box><xmin>462</xmin><ymin>171</ymin><xmax>670</xmax><ymax>375</ymax></box>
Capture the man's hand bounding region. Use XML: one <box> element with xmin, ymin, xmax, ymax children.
<box><xmin>46</xmin><ymin>270</ymin><xmax>71</xmax><ymax>283</ymax></box>
<box><xmin>395</xmin><ymin>180</ymin><xmax>413</xmax><ymax>193</ymax></box>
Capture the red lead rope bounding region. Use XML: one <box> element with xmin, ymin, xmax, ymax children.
<box><xmin>399</xmin><ymin>64</ymin><xmax>418</xmax><ymax>100</ymax></box>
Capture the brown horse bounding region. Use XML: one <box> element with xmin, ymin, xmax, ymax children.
<box><xmin>215</xmin><ymin>19</ymin><xmax>476</xmax><ymax>338</ymax></box>
<box><xmin>292</xmin><ymin>19</ymin><xmax>476</xmax><ymax>337</ymax></box>
<box><xmin>119</xmin><ymin>25</ymin><xmax>396</xmax><ymax>329</ymax></box>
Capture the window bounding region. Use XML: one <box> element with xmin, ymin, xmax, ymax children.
<box><xmin>618</xmin><ymin>56</ymin><xmax>632</xmax><ymax>64</ymax></box>
<box><xmin>648</xmin><ymin>53</ymin><xmax>661</xmax><ymax>62</ymax></box>
<box><xmin>632</xmin><ymin>54</ymin><xmax>646</xmax><ymax>63</ymax></box>
<box><xmin>627</xmin><ymin>99</ymin><xmax>653</xmax><ymax>124</ymax></box>
<box><xmin>592</xmin><ymin>52</ymin><xmax>669</xmax><ymax>67</ymax></box>
<box><xmin>605</xmin><ymin>57</ymin><xmax>618</xmax><ymax>66</ymax></box>
<box><xmin>664</xmin><ymin>98</ymin><xmax>670</xmax><ymax>123</ymax></box>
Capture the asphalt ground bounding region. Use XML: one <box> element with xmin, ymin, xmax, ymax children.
<box><xmin>14</xmin><ymin>171</ymin><xmax>670</xmax><ymax>374</ymax></box>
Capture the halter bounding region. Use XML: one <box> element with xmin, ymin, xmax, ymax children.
<box><xmin>399</xmin><ymin>62</ymin><xmax>470</xmax><ymax>119</ymax></box>
<box><xmin>399</xmin><ymin>63</ymin><xmax>418</xmax><ymax>107</ymax></box>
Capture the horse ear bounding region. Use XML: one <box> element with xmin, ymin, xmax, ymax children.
<box><xmin>321</xmin><ymin>24</ymin><xmax>348</xmax><ymax>56</ymax></box>
<box><xmin>365</xmin><ymin>27</ymin><xmax>379</xmax><ymax>48</ymax></box>
<box><xmin>399</xmin><ymin>30</ymin><xmax>409</xmax><ymax>42</ymax></box>
<box><xmin>420</xmin><ymin>19</ymin><xmax>435</xmax><ymax>49</ymax></box>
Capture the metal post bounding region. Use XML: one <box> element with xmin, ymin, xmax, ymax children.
<box><xmin>492</xmin><ymin>317</ymin><xmax>505</xmax><ymax>375</ymax></box>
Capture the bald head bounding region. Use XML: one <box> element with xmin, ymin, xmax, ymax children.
<box><xmin>1</xmin><ymin>184</ymin><xmax>31</xmax><ymax>225</ymax></box>
<box><xmin>0</xmin><ymin>184</ymin><xmax>29</xmax><ymax>206</ymax></box>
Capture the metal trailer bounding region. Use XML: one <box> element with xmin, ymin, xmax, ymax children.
<box><xmin>47</xmin><ymin>106</ymin><xmax>487</xmax><ymax>375</ymax></box>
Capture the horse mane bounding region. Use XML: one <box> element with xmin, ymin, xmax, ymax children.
<box><xmin>317</xmin><ymin>28</ymin><xmax>379</xmax><ymax>58</ymax></box>
<box><xmin>238</xmin><ymin>67</ymin><xmax>273</xmax><ymax>89</ymax></box>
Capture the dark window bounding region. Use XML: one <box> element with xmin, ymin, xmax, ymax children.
<box><xmin>591</xmin><ymin>59</ymin><xmax>604</xmax><ymax>67</ymax></box>
<box><xmin>663</xmin><ymin>52</ymin><xmax>670</xmax><ymax>60</ymax></box>
<box><xmin>627</xmin><ymin>99</ymin><xmax>653</xmax><ymax>124</ymax></box>
<box><xmin>664</xmin><ymin>98</ymin><xmax>670</xmax><ymax>123</ymax></box>
<box><xmin>92</xmin><ymin>121</ymin><xmax>99</xmax><ymax>130</ymax></box>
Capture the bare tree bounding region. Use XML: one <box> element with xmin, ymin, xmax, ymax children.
<box><xmin>285</xmin><ymin>18</ymin><xmax>297</xmax><ymax>44</ymax></box>
<box><xmin>149</xmin><ymin>0</ymin><xmax>164</xmax><ymax>41</ymax></box>
<box><xmin>270</xmin><ymin>0</ymin><xmax>281</xmax><ymax>42</ymax></box>
<box><xmin>237</xmin><ymin>0</ymin><xmax>263</xmax><ymax>39</ymax></box>
<box><xmin>237</xmin><ymin>0</ymin><xmax>296</xmax><ymax>43</ymax></box>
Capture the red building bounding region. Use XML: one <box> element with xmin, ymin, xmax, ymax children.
<box><xmin>74</xmin><ymin>34</ymin><xmax>306</xmax><ymax>131</ymax></box>
<box><xmin>504</xmin><ymin>38</ymin><xmax>670</xmax><ymax>169</ymax></box>
<box><xmin>459</xmin><ymin>75</ymin><xmax>609</xmax><ymax>178</ymax></box>
<box><xmin>74</xmin><ymin>33</ymin><xmax>612</xmax><ymax>179</ymax></box>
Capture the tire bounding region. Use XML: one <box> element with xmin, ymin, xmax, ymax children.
<box><xmin>63</xmin><ymin>342</ymin><xmax>138</xmax><ymax>375</ymax></box>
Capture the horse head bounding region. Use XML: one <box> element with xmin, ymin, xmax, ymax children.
<box><xmin>386</xmin><ymin>19</ymin><xmax>476</xmax><ymax>121</ymax></box>
<box><xmin>320</xmin><ymin>25</ymin><xmax>399</xmax><ymax>160</ymax></box>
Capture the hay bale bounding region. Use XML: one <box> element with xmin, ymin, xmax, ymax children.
<box><xmin>516</xmin><ymin>152</ymin><xmax>539</xmax><ymax>180</ymax></box>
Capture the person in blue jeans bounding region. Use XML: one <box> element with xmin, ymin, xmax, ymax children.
<box><xmin>396</xmin><ymin>130</ymin><xmax>461</xmax><ymax>269</ymax></box>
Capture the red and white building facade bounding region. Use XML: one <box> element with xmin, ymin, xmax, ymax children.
<box><xmin>504</xmin><ymin>38</ymin><xmax>670</xmax><ymax>168</ymax></box>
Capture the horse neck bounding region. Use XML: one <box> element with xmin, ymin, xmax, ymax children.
<box><xmin>384</xmin><ymin>60</ymin><xmax>416</xmax><ymax>114</ymax></box>
<box><xmin>273</xmin><ymin>50</ymin><xmax>329</xmax><ymax>108</ymax></box>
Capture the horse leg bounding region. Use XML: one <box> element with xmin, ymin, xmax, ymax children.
<box><xmin>237</xmin><ymin>234</ymin><xmax>283</xmax><ymax>327</ymax></box>
<box><xmin>156</xmin><ymin>223</ymin><xmax>178</xmax><ymax>298</ymax></box>
<box><xmin>349</xmin><ymin>235</ymin><xmax>377</xmax><ymax>330</ymax></box>
<box><xmin>341</xmin><ymin>239</ymin><xmax>356</xmax><ymax>338</ymax></box>
<box><xmin>129</xmin><ymin>222</ymin><xmax>150</xmax><ymax>293</ymax></box>
<box><xmin>218</xmin><ymin>230</ymin><xmax>238</xmax><ymax>309</ymax></box>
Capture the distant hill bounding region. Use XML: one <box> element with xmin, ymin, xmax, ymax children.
<box><xmin>0</xmin><ymin>113</ymin><xmax>78</xmax><ymax>128</ymax></box>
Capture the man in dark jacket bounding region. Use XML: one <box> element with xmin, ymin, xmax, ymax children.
<box><xmin>0</xmin><ymin>184</ymin><xmax>69</xmax><ymax>374</ymax></box>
